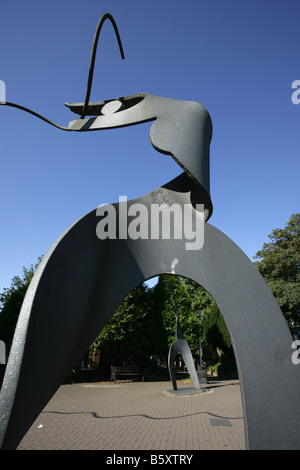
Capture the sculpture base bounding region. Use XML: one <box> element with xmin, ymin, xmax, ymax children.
<box><xmin>166</xmin><ymin>387</ymin><xmax>207</xmax><ymax>396</ymax></box>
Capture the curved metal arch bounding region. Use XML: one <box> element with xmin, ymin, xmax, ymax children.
<box><xmin>0</xmin><ymin>174</ymin><xmax>299</xmax><ymax>450</ymax></box>
<box><xmin>0</xmin><ymin>12</ymin><xmax>298</xmax><ymax>447</ymax></box>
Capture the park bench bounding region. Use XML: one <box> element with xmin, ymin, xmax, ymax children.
<box><xmin>110</xmin><ymin>365</ymin><xmax>145</xmax><ymax>383</ymax></box>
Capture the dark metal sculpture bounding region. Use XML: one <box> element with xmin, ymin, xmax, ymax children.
<box><xmin>0</xmin><ymin>14</ymin><xmax>299</xmax><ymax>450</ymax></box>
<box><xmin>165</xmin><ymin>282</ymin><xmax>201</xmax><ymax>391</ymax></box>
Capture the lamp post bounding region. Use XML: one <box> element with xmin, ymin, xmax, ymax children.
<box><xmin>193</xmin><ymin>308</ymin><xmax>207</xmax><ymax>383</ymax></box>
<box><xmin>194</xmin><ymin>309</ymin><xmax>202</xmax><ymax>368</ymax></box>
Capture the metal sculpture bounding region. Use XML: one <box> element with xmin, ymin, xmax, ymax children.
<box><xmin>0</xmin><ymin>13</ymin><xmax>299</xmax><ymax>450</ymax></box>
<box><xmin>165</xmin><ymin>282</ymin><xmax>201</xmax><ymax>391</ymax></box>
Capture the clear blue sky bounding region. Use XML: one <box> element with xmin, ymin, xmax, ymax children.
<box><xmin>0</xmin><ymin>0</ymin><xmax>299</xmax><ymax>292</ymax></box>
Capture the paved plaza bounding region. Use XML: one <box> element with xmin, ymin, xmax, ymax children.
<box><xmin>17</xmin><ymin>379</ymin><xmax>246</xmax><ymax>451</ymax></box>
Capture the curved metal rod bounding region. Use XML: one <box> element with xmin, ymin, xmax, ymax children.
<box><xmin>81</xmin><ymin>13</ymin><xmax>125</xmax><ymax>119</ymax></box>
<box><xmin>0</xmin><ymin>101</ymin><xmax>71</xmax><ymax>131</ymax></box>
<box><xmin>165</xmin><ymin>281</ymin><xmax>179</xmax><ymax>318</ymax></box>
<box><xmin>0</xmin><ymin>14</ymin><xmax>125</xmax><ymax>127</ymax></box>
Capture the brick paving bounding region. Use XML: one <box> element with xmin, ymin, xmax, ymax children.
<box><xmin>17</xmin><ymin>379</ymin><xmax>246</xmax><ymax>450</ymax></box>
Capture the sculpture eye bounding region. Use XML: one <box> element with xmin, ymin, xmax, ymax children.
<box><xmin>101</xmin><ymin>100</ymin><xmax>123</xmax><ymax>115</ymax></box>
<box><xmin>100</xmin><ymin>94</ymin><xmax>145</xmax><ymax>115</ymax></box>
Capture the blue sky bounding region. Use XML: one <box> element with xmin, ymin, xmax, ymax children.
<box><xmin>0</xmin><ymin>0</ymin><xmax>299</xmax><ymax>292</ymax></box>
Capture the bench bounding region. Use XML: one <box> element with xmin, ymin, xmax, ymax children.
<box><xmin>110</xmin><ymin>365</ymin><xmax>145</xmax><ymax>383</ymax></box>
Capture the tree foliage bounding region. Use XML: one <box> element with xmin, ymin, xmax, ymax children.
<box><xmin>0</xmin><ymin>257</ymin><xmax>43</xmax><ymax>354</ymax></box>
<box><xmin>254</xmin><ymin>213</ymin><xmax>300</xmax><ymax>332</ymax></box>
<box><xmin>91</xmin><ymin>282</ymin><xmax>165</xmax><ymax>369</ymax></box>
<box><xmin>89</xmin><ymin>274</ymin><xmax>234</xmax><ymax>373</ymax></box>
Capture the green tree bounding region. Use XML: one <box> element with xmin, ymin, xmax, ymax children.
<box><xmin>201</xmin><ymin>302</ymin><xmax>235</xmax><ymax>369</ymax></box>
<box><xmin>151</xmin><ymin>275</ymin><xmax>235</xmax><ymax>369</ymax></box>
<box><xmin>254</xmin><ymin>214</ymin><xmax>300</xmax><ymax>334</ymax></box>
<box><xmin>91</xmin><ymin>282</ymin><xmax>165</xmax><ymax>369</ymax></box>
<box><xmin>0</xmin><ymin>257</ymin><xmax>43</xmax><ymax>354</ymax></box>
<box><xmin>91</xmin><ymin>274</ymin><xmax>214</xmax><ymax>374</ymax></box>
